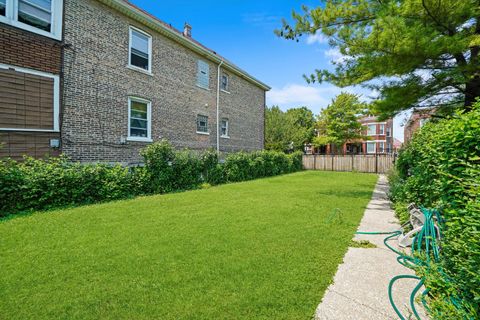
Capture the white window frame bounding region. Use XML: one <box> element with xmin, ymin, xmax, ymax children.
<box><xmin>196</xmin><ymin>114</ymin><xmax>209</xmax><ymax>135</ymax></box>
<box><xmin>379</xmin><ymin>124</ymin><xmax>385</xmax><ymax>135</ymax></box>
<box><xmin>128</xmin><ymin>26</ymin><xmax>153</xmax><ymax>74</ymax></box>
<box><xmin>366</xmin><ymin>142</ymin><xmax>376</xmax><ymax>154</ymax></box>
<box><xmin>0</xmin><ymin>63</ymin><xmax>59</xmax><ymax>132</ymax></box>
<box><xmin>220</xmin><ymin>118</ymin><xmax>229</xmax><ymax>138</ymax></box>
<box><xmin>378</xmin><ymin>142</ymin><xmax>385</xmax><ymax>153</ymax></box>
<box><xmin>0</xmin><ymin>0</ymin><xmax>63</xmax><ymax>40</ymax></box>
<box><xmin>196</xmin><ymin>60</ymin><xmax>210</xmax><ymax>90</ymax></box>
<box><xmin>220</xmin><ymin>73</ymin><xmax>229</xmax><ymax>93</ymax></box>
<box><xmin>367</xmin><ymin>124</ymin><xmax>376</xmax><ymax>136</ymax></box>
<box><xmin>127</xmin><ymin>96</ymin><xmax>152</xmax><ymax>142</ymax></box>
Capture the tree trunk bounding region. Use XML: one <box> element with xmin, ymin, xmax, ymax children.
<box><xmin>464</xmin><ymin>75</ymin><xmax>480</xmax><ymax>111</ymax></box>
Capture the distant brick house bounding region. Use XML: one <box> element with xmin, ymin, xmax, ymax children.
<box><xmin>0</xmin><ymin>0</ymin><xmax>270</xmax><ymax>163</ymax></box>
<box><xmin>306</xmin><ymin>116</ymin><xmax>395</xmax><ymax>155</ymax></box>
<box><xmin>404</xmin><ymin>108</ymin><xmax>436</xmax><ymax>143</ymax></box>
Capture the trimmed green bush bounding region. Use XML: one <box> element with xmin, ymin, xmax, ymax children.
<box><xmin>388</xmin><ymin>103</ymin><xmax>480</xmax><ymax>319</ymax></box>
<box><xmin>1</xmin><ymin>140</ymin><xmax>302</xmax><ymax>217</ymax></box>
<box><xmin>0</xmin><ymin>156</ymin><xmax>143</xmax><ymax>217</ymax></box>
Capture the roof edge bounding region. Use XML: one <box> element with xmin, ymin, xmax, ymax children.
<box><xmin>97</xmin><ymin>0</ymin><xmax>271</xmax><ymax>91</ymax></box>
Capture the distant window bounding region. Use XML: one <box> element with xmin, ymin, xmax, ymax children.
<box><xmin>0</xmin><ymin>0</ymin><xmax>62</xmax><ymax>39</ymax></box>
<box><xmin>378</xmin><ymin>142</ymin><xmax>385</xmax><ymax>153</ymax></box>
<box><xmin>221</xmin><ymin>74</ymin><xmax>229</xmax><ymax>91</ymax></box>
<box><xmin>0</xmin><ymin>0</ymin><xmax>6</xmax><ymax>16</ymax></box>
<box><xmin>197</xmin><ymin>114</ymin><xmax>208</xmax><ymax>133</ymax></box>
<box><xmin>128</xmin><ymin>97</ymin><xmax>151</xmax><ymax>141</ymax></box>
<box><xmin>366</xmin><ymin>142</ymin><xmax>376</xmax><ymax>154</ymax></box>
<box><xmin>220</xmin><ymin>118</ymin><xmax>229</xmax><ymax>137</ymax></box>
<box><xmin>379</xmin><ymin>124</ymin><xmax>385</xmax><ymax>135</ymax></box>
<box><xmin>129</xmin><ymin>27</ymin><xmax>152</xmax><ymax>72</ymax></box>
<box><xmin>197</xmin><ymin>60</ymin><xmax>209</xmax><ymax>89</ymax></box>
<box><xmin>386</xmin><ymin>127</ymin><xmax>391</xmax><ymax>137</ymax></box>
<box><xmin>367</xmin><ymin>124</ymin><xmax>376</xmax><ymax>136</ymax></box>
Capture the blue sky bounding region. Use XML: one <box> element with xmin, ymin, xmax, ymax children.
<box><xmin>130</xmin><ymin>0</ymin><xmax>406</xmax><ymax>140</ymax></box>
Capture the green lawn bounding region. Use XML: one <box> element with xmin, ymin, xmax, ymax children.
<box><xmin>0</xmin><ymin>171</ymin><xmax>378</xmax><ymax>320</ymax></box>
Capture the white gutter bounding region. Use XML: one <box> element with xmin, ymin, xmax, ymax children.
<box><xmin>216</xmin><ymin>60</ymin><xmax>224</xmax><ymax>154</ymax></box>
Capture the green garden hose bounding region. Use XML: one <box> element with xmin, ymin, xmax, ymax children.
<box><xmin>356</xmin><ymin>208</ymin><xmax>441</xmax><ymax>320</ymax></box>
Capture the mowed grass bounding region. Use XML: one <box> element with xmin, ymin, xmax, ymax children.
<box><xmin>0</xmin><ymin>171</ymin><xmax>378</xmax><ymax>320</ymax></box>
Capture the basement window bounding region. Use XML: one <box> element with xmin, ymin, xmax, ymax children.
<box><xmin>129</xmin><ymin>27</ymin><xmax>152</xmax><ymax>73</ymax></box>
<box><xmin>128</xmin><ymin>97</ymin><xmax>152</xmax><ymax>142</ymax></box>
<box><xmin>0</xmin><ymin>0</ymin><xmax>63</xmax><ymax>40</ymax></box>
<box><xmin>196</xmin><ymin>114</ymin><xmax>209</xmax><ymax>134</ymax></box>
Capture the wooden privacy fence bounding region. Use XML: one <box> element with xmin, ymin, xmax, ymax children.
<box><xmin>303</xmin><ymin>154</ymin><xmax>396</xmax><ymax>174</ymax></box>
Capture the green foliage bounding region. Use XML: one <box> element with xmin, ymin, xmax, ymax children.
<box><xmin>265</xmin><ymin>106</ymin><xmax>315</xmax><ymax>152</ymax></box>
<box><xmin>1</xmin><ymin>141</ymin><xmax>302</xmax><ymax>217</ymax></box>
<box><xmin>314</xmin><ymin>92</ymin><xmax>367</xmax><ymax>151</ymax></box>
<box><xmin>223</xmin><ymin>151</ymin><xmax>303</xmax><ymax>182</ymax></box>
<box><xmin>0</xmin><ymin>156</ymin><xmax>143</xmax><ymax>217</ymax></box>
<box><xmin>388</xmin><ymin>102</ymin><xmax>480</xmax><ymax>318</ymax></box>
<box><xmin>277</xmin><ymin>0</ymin><xmax>480</xmax><ymax>117</ymax></box>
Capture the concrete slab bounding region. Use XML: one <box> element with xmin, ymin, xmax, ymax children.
<box><xmin>314</xmin><ymin>175</ymin><xmax>428</xmax><ymax>320</ymax></box>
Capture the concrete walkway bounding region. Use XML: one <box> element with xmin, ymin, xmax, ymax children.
<box><xmin>314</xmin><ymin>175</ymin><xmax>428</xmax><ymax>320</ymax></box>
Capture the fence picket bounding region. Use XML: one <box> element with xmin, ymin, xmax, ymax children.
<box><xmin>302</xmin><ymin>154</ymin><xmax>395</xmax><ymax>174</ymax></box>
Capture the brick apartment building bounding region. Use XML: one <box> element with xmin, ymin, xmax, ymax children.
<box><xmin>0</xmin><ymin>0</ymin><xmax>270</xmax><ymax>163</ymax></box>
<box><xmin>306</xmin><ymin>116</ymin><xmax>395</xmax><ymax>155</ymax></box>
<box><xmin>404</xmin><ymin>108</ymin><xmax>436</xmax><ymax>143</ymax></box>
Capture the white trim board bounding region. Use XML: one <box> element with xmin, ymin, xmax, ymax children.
<box><xmin>0</xmin><ymin>63</ymin><xmax>60</xmax><ymax>132</ymax></box>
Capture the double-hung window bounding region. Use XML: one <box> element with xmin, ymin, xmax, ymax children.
<box><xmin>367</xmin><ymin>124</ymin><xmax>376</xmax><ymax>136</ymax></box>
<box><xmin>197</xmin><ymin>60</ymin><xmax>209</xmax><ymax>89</ymax></box>
<box><xmin>366</xmin><ymin>142</ymin><xmax>376</xmax><ymax>154</ymax></box>
<box><xmin>378</xmin><ymin>142</ymin><xmax>385</xmax><ymax>153</ymax></box>
<box><xmin>128</xmin><ymin>97</ymin><xmax>151</xmax><ymax>142</ymax></box>
<box><xmin>0</xmin><ymin>0</ymin><xmax>63</xmax><ymax>40</ymax></box>
<box><xmin>197</xmin><ymin>114</ymin><xmax>208</xmax><ymax>134</ymax></box>
<box><xmin>379</xmin><ymin>124</ymin><xmax>385</xmax><ymax>135</ymax></box>
<box><xmin>221</xmin><ymin>74</ymin><xmax>229</xmax><ymax>92</ymax></box>
<box><xmin>129</xmin><ymin>27</ymin><xmax>152</xmax><ymax>73</ymax></box>
<box><xmin>220</xmin><ymin>118</ymin><xmax>229</xmax><ymax>137</ymax></box>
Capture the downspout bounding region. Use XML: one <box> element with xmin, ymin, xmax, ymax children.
<box><xmin>216</xmin><ymin>59</ymin><xmax>224</xmax><ymax>154</ymax></box>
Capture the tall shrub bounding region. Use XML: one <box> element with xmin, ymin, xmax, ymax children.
<box><xmin>389</xmin><ymin>103</ymin><xmax>480</xmax><ymax>318</ymax></box>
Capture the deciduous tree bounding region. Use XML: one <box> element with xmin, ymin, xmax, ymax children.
<box><xmin>314</xmin><ymin>93</ymin><xmax>367</xmax><ymax>153</ymax></box>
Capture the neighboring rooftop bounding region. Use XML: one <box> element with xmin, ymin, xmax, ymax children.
<box><xmin>98</xmin><ymin>0</ymin><xmax>270</xmax><ymax>91</ymax></box>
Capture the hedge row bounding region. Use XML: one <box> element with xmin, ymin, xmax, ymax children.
<box><xmin>0</xmin><ymin>140</ymin><xmax>303</xmax><ymax>217</ymax></box>
<box><xmin>388</xmin><ymin>103</ymin><xmax>480</xmax><ymax>319</ymax></box>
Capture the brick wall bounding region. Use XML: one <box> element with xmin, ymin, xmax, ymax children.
<box><xmin>62</xmin><ymin>0</ymin><xmax>266</xmax><ymax>164</ymax></box>
<box><xmin>0</xmin><ymin>24</ymin><xmax>62</xmax><ymax>74</ymax></box>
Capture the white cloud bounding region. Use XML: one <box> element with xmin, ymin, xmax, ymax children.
<box><xmin>266</xmin><ymin>83</ymin><xmax>372</xmax><ymax>113</ymax></box>
<box><xmin>324</xmin><ymin>48</ymin><xmax>347</xmax><ymax>63</ymax></box>
<box><xmin>306</xmin><ymin>32</ymin><xmax>328</xmax><ymax>45</ymax></box>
